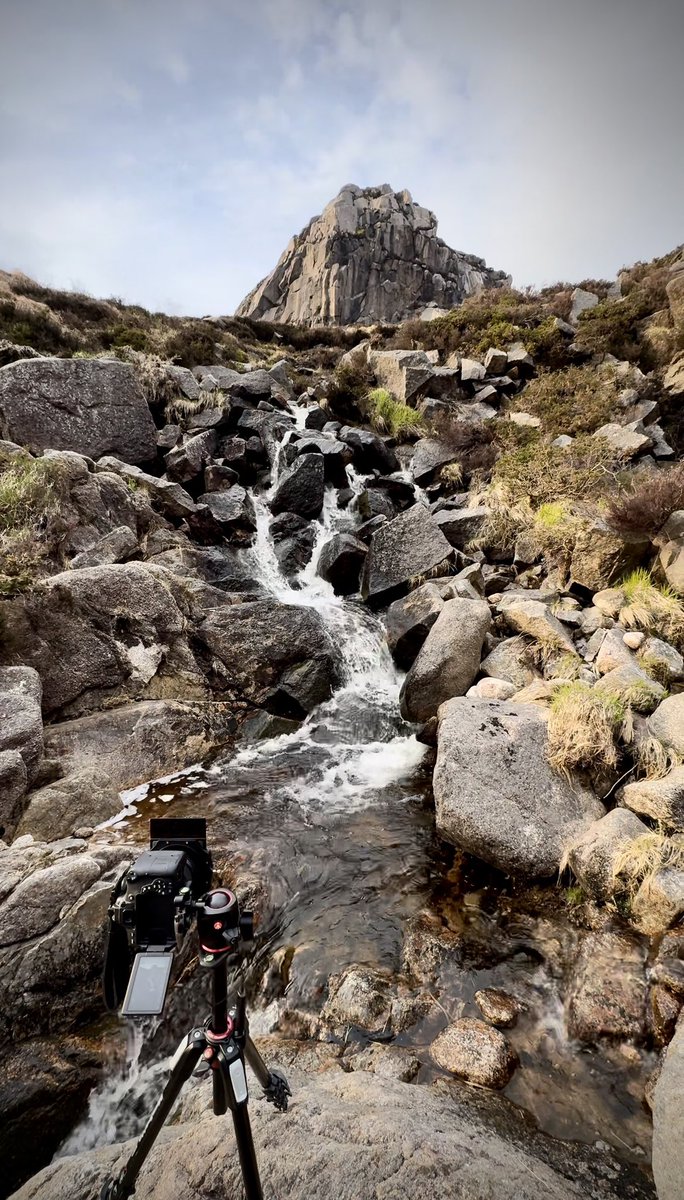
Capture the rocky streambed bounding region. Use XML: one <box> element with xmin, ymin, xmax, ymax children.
<box><xmin>1</xmin><ymin>345</ymin><xmax>682</xmax><ymax>1200</ymax></box>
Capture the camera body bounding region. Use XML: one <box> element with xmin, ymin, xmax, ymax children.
<box><xmin>103</xmin><ymin>817</ymin><xmax>214</xmax><ymax>1014</ymax></box>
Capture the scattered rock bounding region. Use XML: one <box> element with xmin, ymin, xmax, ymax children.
<box><xmin>385</xmin><ymin>581</ymin><xmax>444</xmax><ymax>667</ymax></box>
<box><xmin>498</xmin><ymin>598</ymin><xmax>576</xmax><ymax>654</ymax></box>
<box><xmin>270</xmin><ymin>454</ymin><xmax>324</xmax><ymax>519</ymax></box>
<box><xmin>339</xmin><ymin>426</ymin><xmax>400</xmax><ymax>475</ymax></box>
<box><xmin>317</xmin><ymin>533</ymin><xmax>367</xmax><ymax>595</ymax></box>
<box><xmin>474</xmin><ymin>989</ymin><xmax>519</xmax><ymax>1028</ymax></box>
<box><xmin>361</xmin><ymin>504</ymin><xmax>455</xmax><ymax>606</ymax></box>
<box><xmin>648</xmin><ymin>694</ymin><xmax>684</xmax><ymax>755</ymax></box>
<box><xmin>322</xmin><ymin>966</ymin><xmax>392</xmax><ymax>1032</ymax></box>
<box><xmin>569</xmin><ymin>287</ymin><xmax>599</xmax><ymax>325</ymax></box>
<box><xmin>15</xmin><ymin>769</ymin><xmax>121</xmax><ymax>843</ymax></box>
<box><xmin>480</xmin><ymin>637</ymin><xmax>539</xmax><ymax>689</ymax></box>
<box><xmin>565</xmin><ymin>808</ymin><xmax>651</xmax><ymax>900</ymax></box>
<box><xmin>434</xmin><ymin>699</ymin><xmax>603</xmax><ymax>877</ymax></box>
<box><xmin>622</xmin><ymin>768</ymin><xmax>684</xmax><ymax>830</ymax></box>
<box><xmin>430</xmin><ymin>1018</ymin><xmax>517</xmax><ymax>1088</ymax></box>
<box><xmin>433</xmin><ymin>506</ymin><xmax>489</xmax><ymax>549</ymax></box>
<box><xmin>195</xmin><ymin>487</ymin><xmax>257</xmax><ymax>543</ymax></box>
<box><xmin>632</xmin><ymin>869</ymin><xmax>684</xmax><ymax>935</ymax></box>
<box><xmin>466</xmin><ymin>678</ymin><xmax>517</xmax><ymax>701</ymax></box>
<box><xmin>411</xmin><ymin>438</ymin><xmax>460</xmax><ymax>485</ymax></box>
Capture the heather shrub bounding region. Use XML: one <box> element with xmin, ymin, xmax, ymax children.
<box><xmin>606</xmin><ymin>462</ymin><xmax>684</xmax><ymax>537</ymax></box>
<box><xmin>516</xmin><ymin>364</ymin><xmax>617</xmax><ymax>436</ymax></box>
<box><xmin>491</xmin><ymin>429</ymin><xmax>623</xmax><ymax>508</ymax></box>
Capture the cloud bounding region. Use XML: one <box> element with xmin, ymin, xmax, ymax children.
<box><xmin>0</xmin><ymin>0</ymin><xmax>682</xmax><ymax>312</ymax></box>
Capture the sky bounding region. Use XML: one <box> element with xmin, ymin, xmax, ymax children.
<box><xmin>0</xmin><ymin>0</ymin><xmax>682</xmax><ymax>316</ymax></box>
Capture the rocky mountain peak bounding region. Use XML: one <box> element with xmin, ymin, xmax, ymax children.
<box><xmin>236</xmin><ymin>183</ymin><xmax>508</xmax><ymax>326</ymax></box>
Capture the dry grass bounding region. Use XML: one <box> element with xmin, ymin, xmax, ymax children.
<box><xmin>633</xmin><ymin>735</ymin><xmax>682</xmax><ymax>780</ymax></box>
<box><xmin>619</xmin><ymin>569</ymin><xmax>684</xmax><ymax>650</ymax></box>
<box><xmin>547</xmin><ymin>682</ymin><xmax>625</xmax><ymax>775</ymax></box>
<box><xmin>612</xmin><ymin>830</ymin><xmax>684</xmax><ymax>899</ymax></box>
<box><xmin>439</xmin><ymin>461</ymin><xmax>464</xmax><ymax>489</ymax></box>
<box><xmin>164</xmin><ymin>390</ymin><xmax>229</xmax><ymax>424</ymax></box>
<box><xmin>468</xmin><ymin>488</ymin><xmax>533</xmax><ymax>556</ymax></box>
<box><xmin>0</xmin><ymin>451</ymin><xmax>68</xmax><ymax>594</ymax></box>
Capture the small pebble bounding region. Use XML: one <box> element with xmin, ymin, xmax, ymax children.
<box><xmin>623</xmin><ymin>632</ymin><xmax>645</xmax><ymax>650</ymax></box>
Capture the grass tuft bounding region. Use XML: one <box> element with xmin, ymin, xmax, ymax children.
<box><xmin>547</xmin><ymin>681</ymin><xmax>625</xmax><ymax>775</ymax></box>
<box><xmin>365</xmin><ymin>388</ymin><xmax>424</xmax><ymax>439</ymax></box>
<box><xmin>619</xmin><ymin>569</ymin><xmax>684</xmax><ymax>650</ymax></box>
<box><xmin>612</xmin><ymin>831</ymin><xmax>684</xmax><ymax>900</ymax></box>
<box><xmin>0</xmin><ymin>451</ymin><xmax>67</xmax><ymax>594</ymax></box>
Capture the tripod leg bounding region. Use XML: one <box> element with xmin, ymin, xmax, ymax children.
<box><xmin>231</xmin><ymin>1104</ymin><xmax>264</xmax><ymax>1200</ymax></box>
<box><xmin>245</xmin><ymin>1036</ymin><xmax>292</xmax><ymax>1112</ymax></box>
<box><xmin>100</xmin><ymin>1029</ymin><xmax>206</xmax><ymax>1200</ymax></box>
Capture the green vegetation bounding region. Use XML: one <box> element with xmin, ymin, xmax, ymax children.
<box><xmin>326</xmin><ymin>361</ymin><xmax>372</xmax><ymax>423</ymax></box>
<box><xmin>365</xmin><ymin>388</ymin><xmax>424</xmax><ymax>439</ymax></box>
<box><xmin>491</xmin><ymin>429</ymin><xmax>623</xmax><ymax>509</ymax></box>
<box><xmin>0</xmin><ymin>451</ymin><xmax>67</xmax><ymax>594</ymax></box>
<box><xmin>547</xmin><ymin>681</ymin><xmax>626</xmax><ymax>775</ymax></box>
<box><xmin>515</xmin><ymin>364</ymin><xmax>617</xmax><ymax>437</ymax></box>
<box><xmin>564</xmin><ymin>885</ymin><xmax>586</xmax><ymax>908</ymax></box>
<box><xmin>619</xmin><ymin>568</ymin><xmax>684</xmax><ymax>649</ymax></box>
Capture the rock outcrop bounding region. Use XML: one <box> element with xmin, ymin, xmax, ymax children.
<box><xmin>236</xmin><ymin>184</ymin><xmax>507</xmax><ymax>325</ymax></box>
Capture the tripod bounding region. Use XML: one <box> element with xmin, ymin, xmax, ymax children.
<box><xmin>100</xmin><ymin>946</ymin><xmax>291</xmax><ymax>1200</ymax></box>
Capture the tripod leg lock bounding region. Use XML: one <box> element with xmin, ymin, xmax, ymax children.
<box><xmin>262</xmin><ymin>1067</ymin><xmax>291</xmax><ymax>1112</ymax></box>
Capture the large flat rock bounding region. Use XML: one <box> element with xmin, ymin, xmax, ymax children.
<box><xmin>361</xmin><ymin>503</ymin><xmax>455</xmax><ymax>606</ymax></box>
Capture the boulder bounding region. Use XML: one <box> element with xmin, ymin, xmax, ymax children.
<box><xmin>480</xmin><ymin>637</ymin><xmax>539</xmax><ymax>689</ymax></box>
<box><xmin>0</xmin><ymin>751</ymin><xmax>28</xmax><ymax>841</ymax></box>
<box><xmin>316</xmin><ymin>533</ymin><xmax>367</xmax><ymax>595</ymax></box>
<box><xmin>595</xmin><ymin>663</ymin><xmax>666</xmax><ymax>713</ymax></box>
<box><xmin>565</xmin><ymin>808</ymin><xmax>651</xmax><ymax>900</ymax></box>
<box><xmin>467</xmin><ymin>678</ymin><xmax>517</xmax><ymax>701</ymax></box>
<box><xmin>654</xmin><ymin>1019</ymin><xmax>684</xmax><ymax>1200</ymax></box>
<box><xmin>411</xmin><ymin>438</ymin><xmax>460</xmax><ymax>485</ymax></box>
<box><xmin>270</xmin><ymin>454</ymin><xmax>324</xmax><ymax>519</ymax></box>
<box><xmin>595</xmin><ymin>626</ymin><xmax>635</xmax><ymax>674</ymax></box>
<box><xmin>293</xmin><ymin>432</ymin><xmax>352</xmax><ymax>488</ymax></box>
<box><xmin>433</xmin><ymin>699</ymin><xmax>604</xmax><ymax>877</ymax></box>
<box><xmin>7</xmin><ymin>1059</ymin><xmax>653</xmax><ymax>1200</ymax></box>
<box><xmin>15</xmin><ymin>769</ymin><xmax>121</xmax><ymax>843</ymax></box>
<box><xmin>569</xmin><ymin>287</ymin><xmax>599</xmax><ymax>325</ymax></box>
<box><xmin>195</xmin><ymin>487</ymin><xmax>256</xmax><ymax>544</ymax></box>
<box><xmin>368</xmin><ymin>348</ymin><xmax>435</xmax><ymax>404</ymax></box>
<box><xmin>566</xmin><ymin>931</ymin><xmax>647</xmax><ymax>1042</ymax></box>
<box><xmin>196</xmin><ymin>600</ymin><xmax>337</xmax><ymax>713</ymax></box>
<box><xmin>0</xmin><ymin>563</ymin><xmax>205</xmax><ymax>718</ymax></box>
<box><xmin>0</xmin><ymin>668</ymin><xmax>43</xmax><ymax>793</ymax></box>
<box><xmin>632</xmin><ymin>869</ymin><xmax>684</xmax><ymax>935</ymax></box>
<box><xmin>433</xmin><ymin>506</ymin><xmax>489</xmax><ymax>550</ymax></box>
<box><xmin>0</xmin><ymin>358</ymin><xmax>156</xmax><ymax>463</ymax></box>
<box><xmin>95</xmin><ymin>458</ymin><xmax>198</xmax><ymax>523</ymax></box>
<box><xmin>474</xmin><ymin>989</ymin><xmax>519</xmax><ymax>1028</ymax></box>
<box><xmin>570</xmin><ymin>521</ymin><xmax>649</xmax><ymax>591</ymax></box>
<box><xmin>304</xmin><ymin>405</ymin><xmax>328</xmax><ymax>431</ymax></box>
<box><xmin>164</xmin><ymin>430</ymin><xmax>217</xmax><ymax>483</ymax></box>
<box><xmin>44</xmin><ymin>700</ymin><xmax>237</xmax><ymax>792</ymax></box>
<box><xmin>593</xmin><ymin>422</ymin><xmax>653</xmax><ymax>457</ymax></box>
<box><xmin>270</xmin><ymin>513</ymin><xmax>316</xmax><ymax>577</ymax></box>
<box><xmin>430</xmin><ymin>1019</ymin><xmax>517</xmax><ymax>1088</ymax></box>
<box><xmin>203</xmin><ymin>463</ymin><xmax>239</xmax><ymax>492</ymax></box>
<box><xmin>385</xmin><ymin>582</ymin><xmax>445</xmax><ymax>668</ymax></box>
<box><xmin>648</xmin><ymin>694</ymin><xmax>684</xmax><ymax>756</ymax></box>
<box><xmin>321</xmin><ymin>966</ymin><xmax>392</xmax><ymax>1032</ymax></box>
<box><xmin>622</xmin><ymin>768</ymin><xmax>684</xmax><ymax>830</ymax></box>
<box><xmin>0</xmin><ymin>853</ymin><xmax>101</xmax><ymax>947</ymax></box>
<box><xmin>656</xmin><ymin>510</ymin><xmax>684</xmax><ymax>595</ymax></box>
<box><xmin>484</xmin><ymin>347</ymin><xmax>508</xmax><ymax>374</ymax></box>
<box><xmin>638</xmin><ymin>636</ymin><xmax>683</xmax><ymax>683</ymax></box>
<box><xmin>361</xmin><ymin>504</ymin><xmax>455</xmax><ymax>606</ymax></box>
<box><xmin>338</xmin><ymin>427</ymin><xmax>400</xmax><ymax>475</ymax></box>
<box><xmin>498</xmin><ymin>598</ymin><xmax>576</xmax><ymax>654</ymax></box>
<box><xmin>69</xmin><ymin>525</ymin><xmax>138</xmax><ymax>570</ymax></box>
<box><xmin>400</xmin><ymin>598</ymin><xmax>491</xmax><ymax>722</ymax></box>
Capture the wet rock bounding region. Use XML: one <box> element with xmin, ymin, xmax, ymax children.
<box><xmin>317</xmin><ymin>533</ymin><xmax>367</xmax><ymax>595</ymax></box>
<box><xmin>480</xmin><ymin>637</ymin><xmax>539</xmax><ymax>689</ymax></box>
<box><xmin>270</xmin><ymin>453</ymin><xmax>324</xmax><ymax>519</ymax></box>
<box><xmin>322</xmin><ymin>965</ymin><xmax>393</xmax><ymax>1032</ymax></box>
<box><xmin>44</xmin><ymin>699</ymin><xmax>237</xmax><ymax>792</ymax></box>
<box><xmin>648</xmin><ymin>694</ymin><xmax>684</xmax><ymax>755</ymax></box>
<box><xmin>369</xmin><ymin>472</ymin><xmax>415</xmax><ymax>511</ymax></box>
<box><xmin>566</xmin><ymin>931</ymin><xmax>647</xmax><ymax>1043</ymax></box>
<box><xmin>632</xmin><ymin>868</ymin><xmax>684</xmax><ymax>935</ymax></box>
<box><xmin>266</xmin><ymin>658</ymin><xmax>334</xmax><ymax>719</ymax></box>
<box><xmin>293</xmin><ymin>431</ymin><xmax>352</xmax><ymax>488</ymax></box>
<box><xmin>0</xmin><ymin>1035</ymin><xmax>101</xmax><ymax>1198</ymax></box>
<box><xmin>649</xmin><ymin>984</ymin><xmax>681</xmax><ymax>1048</ymax></box>
<box><xmin>434</xmin><ymin>699</ymin><xmax>603</xmax><ymax>878</ymax></box>
<box><xmin>385</xmin><ymin>582</ymin><xmax>445</xmax><ymax>668</ymax></box>
<box><xmin>8</xmin><ymin>1059</ymin><xmax>654</xmax><ymax>1200</ymax></box>
<box><xmin>15</xmin><ymin>769</ymin><xmax>121</xmax><ymax>843</ymax></box>
<box><xmin>411</xmin><ymin>438</ymin><xmax>460</xmax><ymax>485</ymax></box>
<box><xmin>654</xmin><ymin>1019</ymin><xmax>684</xmax><ymax>1200</ymax></box>
<box><xmin>354</xmin><ymin>514</ymin><xmax>388</xmax><ymax>543</ymax></box>
<box><xmin>622</xmin><ymin>768</ymin><xmax>684</xmax><ymax>830</ymax></box>
<box><xmin>474</xmin><ymin>989</ymin><xmax>519</xmax><ymax>1028</ymax></box>
<box><xmin>401</xmin><ymin>911</ymin><xmax>465</xmax><ymax>983</ymax></box>
<box><xmin>270</xmin><ymin>512</ymin><xmax>316</xmax><ymax>577</ymax></box>
<box><xmin>498</xmin><ymin>598</ymin><xmax>576</xmax><ymax>654</ymax></box>
<box><xmin>304</xmin><ymin>404</ymin><xmax>328</xmax><ymax>430</ymax></box>
<box><xmin>361</xmin><ymin>503</ymin><xmax>455</xmax><ymax>606</ymax></box>
<box><xmin>197</xmin><ymin>600</ymin><xmax>337</xmax><ymax>712</ymax></box>
<box><xmin>338</xmin><ymin>426</ymin><xmax>400</xmax><ymax>475</ymax></box>
<box><xmin>400</xmin><ymin>598</ymin><xmax>491</xmax><ymax>722</ymax></box>
<box><xmin>345</xmin><ymin>1043</ymin><xmax>420</xmax><ymax>1083</ymax></box>
<box><xmin>433</xmin><ymin>506</ymin><xmax>489</xmax><ymax>550</ymax></box>
<box><xmin>651</xmin><ymin>930</ymin><xmax>684</xmax><ymax>997</ymax></box>
<box><xmin>430</xmin><ymin>1018</ymin><xmax>517</xmax><ymax>1088</ymax></box>
<box><xmin>195</xmin><ymin>487</ymin><xmax>256</xmax><ymax>544</ymax></box>
<box><xmin>0</xmin><ymin>358</ymin><xmax>157</xmax><ymax>463</ymax></box>
<box><xmin>566</xmin><ymin>808</ymin><xmax>650</xmax><ymax>900</ymax></box>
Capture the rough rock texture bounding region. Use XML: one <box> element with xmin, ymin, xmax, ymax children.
<box><xmin>11</xmin><ymin>1062</ymin><xmax>654</xmax><ymax>1200</ymax></box>
<box><xmin>565</xmin><ymin>808</ymin><xmax>650</xmax><ymax>899</ymax></box>
<box><xmin>654</xmin><ymin>1018</ymin><xmax>684</xmax><ymax>1200</ymax></box>
<box><xmin>236</xmin><ymin>183</ymin><xmax>507</xmax><ymax>325</ymax></box>
<box><xmin>400</xmin><ymin>598</ymin><xmax>491</xmax><ymax>722</ymax></box>
<box><xmin>0</xmin><ymin>358</ymin><xmax>157</xmax><ymax>463</ymax></box>
<box><xmin>386</xmin><ymin>581</ymin><xmax>445</xmax><ymax>667</ymax></box>
<box><xmin>270</xmin><ymin>454</ymin><xmax>325</xmax><ymax>519</ymax></box>
<box><xmin>433</xmin><ymin>699</ymin><xmax>604</xmax><ymax>877</ymax></box>
<box><xmin>430</xmin><ymin>1018</ymin><xmax>517</xmax><ymax>1088</ymax></box>
<box><xmin>648</xmin><ymin>694</ymin><xmax>684</xmax><ymax>755</ymax></box>
<box><xmin>44</xmin><ymin>700</ymin><xmax>237</xmax><ymax>792</ymax></box>
<box><xmin>316</xmin><ymin>532</ymin><xmax>367</xmax><ymax>595</ymax></box>
<box><xmin>361</xmin><ymin>503</ymin><xmax>455</xmax><ymax>605</ymax></box>
<box><xmin>622</xmin><ymin>767</ymin><xmax>684</xmax><ymax>830</ymax></box>
<box><xmin>566</xmin><ymin>931</ymin><xmax>647</xmax><ymax>1043</ymax></box>
<box><xmin>474</xmin><ymin>989</ymin><xmax>519</xmax><ymax>1028</ymax></box>
<box><xmin>15</xmin><ymin>769</ymin><xmax>121</xmax><ymax>842</ymax></box>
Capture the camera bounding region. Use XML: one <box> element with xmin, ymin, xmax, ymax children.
<box><xmin>103</xmin><ymin>817</ymin><xmax>215</xmax><ymax>1016</ymax></box>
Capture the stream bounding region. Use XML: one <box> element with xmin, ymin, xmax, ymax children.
<box><xmin>58</xmin><ymin>411</ymin><xmax>655</xmax><ymax>1172</ymax></box>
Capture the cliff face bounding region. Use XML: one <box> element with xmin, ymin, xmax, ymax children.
<box><xmin>236</xmin><ymin>184</ymin><xmax>508</xmax><ymax>326</ymax></box>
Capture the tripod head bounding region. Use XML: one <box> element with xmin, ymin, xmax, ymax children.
<box><xmin>103</xmin><ymin>818</ymin><xmax>254</xmax><ymax>1016</ymax></box>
